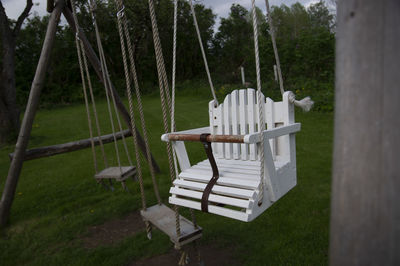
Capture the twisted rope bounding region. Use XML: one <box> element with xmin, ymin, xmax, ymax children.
<box><xmin>265</xmin><ymin>0</ymin><xmax>314</xmax><ymax>111</ymax></box>
<box><xmin>189</xmin><ymin>0</ymin><xmax>218</xmax><ymax>106</ymax></box>
<box><xmin>113</xmin><ymin>0</ymin><xmax>148</xmax><ymax>211</ymax></box>
<box><xmin>89</xmin><ymin>0</ymin><xmax>136</xmax><ymax>173</ymax></box>
<box><xmin>71</xmin><ymin>0</ymin><xmax>110</xmax><ymax>175</ymax></box>
<box><xmin>251</xmin><ymin>0</ymin><xmax>265</xmax><ymax>205</ymax></box>
<box><xmin>148</xmin><ymin>0</ymin><xmax>181</xmax><ymax>237</ymax></box>
<box><xmin>114</xmin><ymin>0</ymin><xmax>162</xmax><ymax>206</ymax></box>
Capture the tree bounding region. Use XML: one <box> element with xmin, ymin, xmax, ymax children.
<box><xmin>0</xmin><ymin>0</ymin><xmax>33</xmax><ymax>143</ymax></box>
<box><xmin>213</xmin><ymin>4</ymin><xmax>253</xmax><ymax>83</ymax></box>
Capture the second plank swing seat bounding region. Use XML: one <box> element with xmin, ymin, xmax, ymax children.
<box><xmin>162</xmin><ymin>0</ymin><xmax>312</xmax><ymax>222</ymax></box>
<box><xmin>112</xmin><ymin>0</ymin><xmax>202</xmax><ymax>248</ymax></box>
<box><xmin>71</xmin><ymin>0</ymin><xmax>136</xmax><ymax>190</ymax></box>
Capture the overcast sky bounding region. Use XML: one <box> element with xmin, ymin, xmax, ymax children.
<box><xmin>2</xmin><ymin>0</ymin><xmax>331</xmax><ymax>28</ymax></box>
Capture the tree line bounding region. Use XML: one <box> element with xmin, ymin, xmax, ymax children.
<box><xmin>0</xmin><ymin>0</ymin><xmax>335</xmax><ymax>143</ymax></box>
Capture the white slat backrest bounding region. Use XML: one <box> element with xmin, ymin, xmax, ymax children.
<box><xmin>247</xmin><ymin>89</ymin><xmax>257</xmax><ymax>160</ymax></box>
<box><xmin>239</xmin><ymin>90</ymin><xmax>249</xmax><ymax>160</ymax></box>
<box><xmin>209</xmin><ymin>88</ymin><xmax>291</xmax><ymax>161</ymax></box>
<box><xmin>223</xmin><ymin>94</ymin><xmax>233</xmax><ymax>159</ymax></box>
<box><xmin>231</xmin><ymin>90</ymin><xmax>240</xmax><ymax>159</ymax></box>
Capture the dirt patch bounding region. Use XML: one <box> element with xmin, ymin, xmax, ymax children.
<box><xmin>131</xmin><ymin>244</ymin><xmax>241</xmax><ymax>266</ymax></box>
<box><xmin>81</xmin><ymin>211</ymin><xmax>145</xmax><ymax>249</ymax></box>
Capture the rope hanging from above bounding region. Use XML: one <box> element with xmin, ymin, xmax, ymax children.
<box><xmin>251</xmin><ymin>0</ymin><xmax>266</xmax><ymax>205</ymax></box>
<box><xmin>148</xmin><ymin>0</ymin><xmax>182</xmax><ymax>239</ymax></box>
<box><xmin>264</xmin><ymin>0</ymin><xmax>314</xmax><ymax>112</ymax></box>
<box><xmin>189</xmin><ymin>0</ymin><xmax>218</xmax><ymax>107</ymax></box>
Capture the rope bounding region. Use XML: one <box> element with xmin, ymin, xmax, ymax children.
<box><xmin>112</xmin><ymin>1</ymin><xmax>147</xmax><ymax>212</ymax></box>
<box><xmin>172</xmin><ymin>0</ymin><xmax>198</xmax><ymax>240</ymax></box>
<box><xmin>89</xmin><ymin>0</ymin><xmax>136</xmax><ymax>174</ymax></box>
<box><xmin>71</xmin><ymin>0</ymin><xmax>110</xmax><ymax>175</ymax></box>
<box><xmin>189</xmin><ymin>0</ymin><xmax>218</xmax><ymax>107</ymax></box>
<box><xmin>265</xmin><ymin>0</ymin><xmax>284</xmax><ymax>96</ymax></box>
<box><xmin>90</xmin><ymin>0</ymin><xmax>133</xmax><ymax>168</ymax></box>
<box><xmin>114</xmin><ymin>0</ymin><xmax>162</xmax><ymax>207</ymax></box>
<box><xmin>148</xmin><ymin>0</ymin><xmax>181</xmax><ymax>237</ymax></box>
<box><xmin>171</xmin><ymin>0</ymin><xmax>178</xmax><ymax>132</ymax></box>
<box><xmin>264</xmin><ymin>0</ymin><xmax>314</xmax><ymax>111</ymax></box>
<box><xmin>251</xmin><ymin>0</ymin><xmax>265</xmax><ymax>205</ymax></box>
<box><xmin>74</xmin><ymin>33</ymin><xmax>97</xmax><ymax>172</ymax></box>
<box><xmin>171</xmin><ymin>0</ymin><xmax>180</xmax><ymax>179</ymax></box>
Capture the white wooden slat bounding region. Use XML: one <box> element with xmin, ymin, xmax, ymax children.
<box><xmin>223</xmin><ymin>94</ymin><xmax>232</xmax><ymax>159</ymax></box>
<box><xmin>239</xmin><ymin>90</ymin><xmax>249</xmax><ymax>160</ymax></box>
<box><xmin>180</xmin><ymin>169</ymin><xmax>260</xmax><ymax>189</ymax></box>
<box><xmin>170</xmin><ymin>187</ymin><xmax>251</xmax><ymax>209</ymax></box>
<box><xmin>262</xmin><ymin>135</ymin><xmax>280</xmax><ymax>202</ymax></box>
<box><xmin>217</xmin><ymin>104</ymin><xmax>225</xmax><ymax>159</ymax></box>
<box><xmin>169</xmin><ymin>197</ymin><xmax>250</xmax><ymax>222</ymax></box>
<box><xmin>172</xmin><ymin>141</ymin><xmax>190</xmax><ymax>171</ymax></box>
<box><xmin>209</xmin><ymin>101</ymin><xmax>218</xmax><ymax>156</ymax></box>
<box><xmin>231</xmin><ymin>90</ymin><xmax>240</xmax><ymax>159</ymax></box>
<box><xmin>266</xmin><ymin>97</ymin><xmax>276</xmax><ymax>160</ymax></box>
<box><xmin>173</xmin><ymin>179</ymin><xmax>256</xmax><ymax>199</ymax></box>
<box><xmin>247</xmin><ymin>89</ymin><xmax>257</xmax><ymax>160</ymax></box>
<box><xmin>255</xmin><ymin>92</ymin><xmax>265</xmax><ymax>162</ymax></box>
<box><xmin>196</xmin><ymin>159</ymin><xmax>262</xmax><ymax>171</ymax></box>
<box><xmin>272</xmin><ymin>102</ymin><xmax>284</xmax><ymax>123</ymax></box>
<box><xmin>191</xmin><ymin>163</ymin><xmax>260</xmax><ymax>176</ymax></box>
<box><xmin>283</xmin><ymin>91</ymin><xmax>296</xmax><ymax>164</ymax></box>
<box><xmin>216</xmin><ymin>158</ymin><xmax>261</xmax><ymax>166</ymax></box>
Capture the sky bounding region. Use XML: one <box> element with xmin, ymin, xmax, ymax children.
<box><xmin>2</xmin><ymin>0</ymin><xmax>332</xmax><ymax>28</ymax></box>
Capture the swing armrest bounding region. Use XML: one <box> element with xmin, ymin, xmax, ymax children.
<box><xmin>161</xmin><ymin>127</ymin><xmax>210</xmax><ymax>142</ymax></box>
<box><xmin>162</xmin><ymin>123</ymin><xmax>300</xmax><ymax>144</ymax></box>
<box><xmin>244</xmin><ymin>123</ymin><xmax>301</xmax><ymax>143</ymax></box>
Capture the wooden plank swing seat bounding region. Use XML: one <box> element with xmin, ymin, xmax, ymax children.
<box><xmin>162</xmin><ymin>89</ymin><xmax>301</xmax><ymax>222</ymax></box>
<box><xmin>95</xmin><ymin>166</ymin><xmax>136</xmax><ymax>190</ymax></box>
<box><xmin>141</xmin><ymin>204</ymin><xmax>202</xmax><ymax>247</ymax></box>
<box><xmin>94</xmin><ymin>166</ymin><xmax>136</xmax><ymax>182</ymax></box>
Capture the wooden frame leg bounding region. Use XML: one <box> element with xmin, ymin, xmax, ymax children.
<box><xmin>0</xmin><ymin>0</ymin><xmax>65</xmax><ymax>227</ymax></box>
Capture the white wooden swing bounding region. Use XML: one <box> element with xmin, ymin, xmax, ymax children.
<box><xmin>161</xmin><ymin>0</ymin><xmax>312</xmax><ymax>222</ymax></box>
<box><xmin>162</xmin><ymin>89</ymin><xmax>300</xmax><ymax>221</ymax></box>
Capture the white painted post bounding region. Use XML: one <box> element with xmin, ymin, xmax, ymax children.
<box><xmin>240</xmin><ymin>66</ymin><xmax>245</xmax><ymax>86</ymax></box>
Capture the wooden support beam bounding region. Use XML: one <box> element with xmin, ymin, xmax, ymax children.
<box><xmin>62</xmin><ymin>7</ymin><xmax>160</xmax><ymax>174</ymax></box>
<box><xmin>0</xmin><ymin>0</ymin><xmax>65</xmax><ymax>227</ymax></box>
<box><xmin>330</xmin><ymin>0</ymin><xmax>400</xmax><ymax>264</ymax></box>
<box><xmin>8</xmin><ymin>130</ymin><xmax>132</xmax><ymax>161</ymax></box>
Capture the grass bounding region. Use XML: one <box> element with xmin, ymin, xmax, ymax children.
<box><xmin>0</xmin><ymin>93</ymin><xmax>333</xmax><ymax>265</ymax></box>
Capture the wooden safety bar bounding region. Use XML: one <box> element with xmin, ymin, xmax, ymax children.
<box><xmin>161</xmin><ymin>123</ymin><xmax>301</xmax><ymax>144</ymax></box>
<box><xmin>166</xmin><ymin>134</ymin><xmax>245</xmax><ymax>143</ymax></box>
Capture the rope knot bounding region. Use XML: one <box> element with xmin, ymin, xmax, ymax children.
<box><xmin>288</xmin><ymin>92</ymin><xmax>314</xmax><ymax>112</ymax></box>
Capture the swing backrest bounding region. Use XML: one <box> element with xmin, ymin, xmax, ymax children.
<box><xmin>209</xmin><ymin>88</ymin><xmax>294</xmax><ymax>162</ymax></box>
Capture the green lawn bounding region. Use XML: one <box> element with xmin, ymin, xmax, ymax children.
<box><xmin>0</xmin><ymin>94</ymin><xmax>333</xmax><ymax>265</ymax></box>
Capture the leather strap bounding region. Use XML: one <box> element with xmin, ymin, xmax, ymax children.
<box><xmin>200</xmin><ymin>133</ymin><xmax>219</xmax><ymax>212</ymax></box>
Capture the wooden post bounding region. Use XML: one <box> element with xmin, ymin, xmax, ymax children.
<box><xmin>62</xmin><ymin>7</ymin><xmax>160</xmax><ymax>174</ymax></box>
<box><xmin>240</xmin><ymin>66</ymin><xmax>245</xmax><ymax>86</ymax></box>
<box><xmin>0</xmin><ymin>0</ymin><xmax>65</xmax><ymax>227</ymax></box>
<box><xmin>330</xmin><ymin>0</ymin><xmax>400</xmax><ymax>265</ymax></box>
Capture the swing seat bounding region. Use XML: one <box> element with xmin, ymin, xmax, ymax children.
<box><xmin>141</xmin><ymin>204</ymin><xmax>202</xmax><ymax>247</ymax></box>
<box><xmin>94</xmin><ymin>166</ymin><xmax>136</xmax><ymax>182</ymax></box>
<box><xmin>162</xmin><ymin>89</ymin><xmax>300</xmax><ymax>222</ymax></box>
